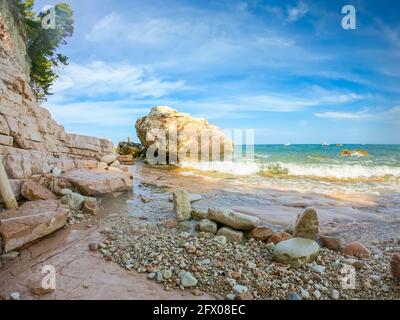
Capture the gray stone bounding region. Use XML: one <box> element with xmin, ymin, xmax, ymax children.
<box><xmin>163</xmin><ymin>270</ymin><xmax>172</xmax><ymax>280</ymax></box>
<box><xmin>330</xmin><ymin>289</ymin><xmax>340</xmax><ymax>300</ymax></box>
<box><xmin>214</xmin><ymin>235</ymin><xmax>227</xmax><ymax>245</ymax></box>
<box><xmin>208</xmin><ymin>208</ymin><xmax>260</xmax><ymax>231</ymax></box>
<box><xmin>51</xmin><ymin>167</ymin><xmax>62</xmax><ymax>176</ymax></box>
<box><xmin>196</xmin><ymin>219</ymin><xmax>218</xmax><ymax>234</ymax></box>
<box><xmin>173</xmin><ymin>189</ymin><xmax>191</xmax><ymax>221</ymax></box>
<box><xmin>180</xmin><ymin>272</ymin><xmax>198</xmax><ymax>287</ymax></box>
<box><xmin>233</xmin><ymin>284</ymin><xmax>248</xmax><ymax>294</ymax></box>
<box><xmin>61</xmin><ymin>192</ymin><xmax>85</xmax><ymax>211</ymax></box>
<box><xmin>273</xmin><ymin>238</ymin><xmax>320</xmax><ymax>268</ymax></box>
<box><xmin>10</xmin><ymin>292</ymin><xmax>21</xmax><ymax>300</ymax></box>
<box><xmin>311</xmin><ymin>265</ymin><xmax>326</xmax><ymax>274</ymax></box>
<box><xmin>217</xmin><ymin>227</ymin><xmax>244</xmax><ymax>243</ymax></box>
<box><xmin>287</xmin><ymin>292</ymin><xmax>302</xmax><ymax>300</ymax></box>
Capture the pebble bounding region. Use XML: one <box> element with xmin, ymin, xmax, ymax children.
<box><xmin>330</xmin><ymin>289</ymin><xmax>340</xmax><ymax>300</ymax></box>
<box><xmin>88</xmin><ymin>243</ymin><xmax>98</xmax><ymax>251</ymax></box>
<box><xmin>10</xmin><ymin>292</ymin><xmax>21</xmax><ymax>300</ymax></box>
<box><xmin>313</xmin><ymin>290</ymin><xmax>321</xmax><ymax>299</ymax></box>
<box><xmin>311</xmin><ymin>265</ymin><xmax>326</xmax><ymax>274</ymax></box>
<box><xmin>226</xmin><ymin>293</ymin><xmax>236</xmax><ymax>300</ymax></box>
<box><xmin>180</xmin><ymin>272</ymin><xmax>198</xmax><ymax>287</ymax></box>
<box><xmin>156</xmin><ymin>271</ymin><xmax>164</xmax><ymax>283</ymax></box>
<box><xmin>301</xmin><ymin>288</ymin><xmax>310</xmax><ymax>299</ymax></box>
<box><xmin>382</xmin><ymin>284</ymin><xmax>390</xmax><ymax>292</ymax></box>
<box><xmin>233</xmin><ymin>284</ymin><xmax>248</xmax><ymax>294</ymax></box>
<box><xmin>287</xmin><ymin>292</ymin><xmax>302</xmax><ymax>300</ymax></box>
<box><xmin>163</xmin><ymin>270</ymin><xmax>172</xmax><ymax>280</ymax></box>
<box><xmin>147</xmin><ymin>273</ymin><xmax>156</xmax><ymax>280</ymax></box>
<box><xmin>370</xmin><ymin>275</ymin><xmax>381</xmax><ymax>283</ymax></box>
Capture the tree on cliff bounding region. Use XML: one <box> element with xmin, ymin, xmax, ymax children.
<box><xmin>13</xmin><ymin>0</ymin><xmax>73</xmax><ymax>102</ymax></box>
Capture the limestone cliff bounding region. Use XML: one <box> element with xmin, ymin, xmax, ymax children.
<box><xmin>0</xmin><ymin>1</ymin><xmax>113</xmax><ymax>203</ymax></box>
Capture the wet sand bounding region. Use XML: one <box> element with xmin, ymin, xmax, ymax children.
<box><xmin>130</xmin><ymin>161</ymin><xmax>400</xmax><ymax>247</ymax></box>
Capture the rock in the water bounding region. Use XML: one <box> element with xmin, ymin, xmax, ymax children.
<box><xmin>249</xmin><ymin>226</ymin><xmax>274</xmax><ymax>241</ymax></box>
<box><xmin>208</xmin><ymin>208</ymin><xmax>260</xmax><ymax>231</ymax></box>
<box><xmin>61</xmin><ymin>192</ymin><xmax>85</xmax><ymax>211</ymax></box>
<box><xmin>21</xmin><ymin>180</ymin><xmax>57</xmax><ymax>201</ymax></box>
<box><xmin>169</xmin><ymin>194</ymin><xmax>202</xmax><ymax>203</ymax></box>
<box><xmin>180</xmin><ymin>272</ymin><xmax>198</xmax><ymax>287</ymax></box>
<box><xmin>135</xmin><ymin>106</ymin><xmax>233</xmax><ymax>163</ymax></box>
<box><xmin>196</xmin><ymin>219</ymin><xmax>218</xmax><ymax>234</ymax></box>
<box><xmin>62</xmin><ymin>169</ymin><xmax>133</xmax><ymax>196</ymax></box>
<box><xmin>191</xmin><ymin>209</ymin><xmax>208</xmax><ymax>221</ymax></box>
<box><xmin>342</xmin><ymin>242</ymin><xmax>371</xmax><ymax>258</ymax></box>
<box><xmin>173</xmin><ymin>189</ymin><xmax>191</xmax><ymax>221</ymax></box>
<box><xmin>100</xmin><ymin>154</ymin><xmax>117</xmax><ymax>165</ymax></box>
<box><xmin>268</xmin><ymin>232</ymin><xmax>292</xmax><ymax>244</ymax></box>
<box><xmin>293</xmin><ymin>207</ymin><xmax>319</xmax><ymax>240</ymax></box>
<box><xmin>116</xmin><ymin>141</ymin><xmax>144</xmax><ymax>158</ymax></box>
<box><xmin>0</xmin><ymin>200</ymin><xmax>69</xmax><ymax>253</ymax></box>
<box><xmin>319</xmin><ymin>235</ymin><xmax>342</xmax><ymax>251</ymax></box>
<box><xmin>217</xmin><ymin>227</ymin><xmax>244</xmax><ymax>243</ymax></box>
<box><xmin>273</xmin><ymin>238</ymin><xmax>320</xmax><ymax>268</ymax></box>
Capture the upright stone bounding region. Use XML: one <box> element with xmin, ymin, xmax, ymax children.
<box><xmin>293</xmin><ymin>207</ymin><xmax>319</xmax><ymax>240</ymax></box>
<box><xmin>173</xmin><ymin>189</ymin><xmax>191</xmax><ymax>221</ymax></box>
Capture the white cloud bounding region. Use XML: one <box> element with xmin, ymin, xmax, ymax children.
<box><xmin>314</xmin><ymin>111</ymin><xmax>373</xmax><ymax>120</ymax></box>
<box><xmin>52</xmin><ymin>61</ymin><xmax>185</xmax><ymax>99</ymax></box>
<box><xmin>287</xmin><ymin>1</ymin><xmax>309</xmax><ymax>22</ymax></box>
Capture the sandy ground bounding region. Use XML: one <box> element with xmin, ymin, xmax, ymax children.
<box><xmin>0</xmin><ymin>217</ymin><xmax>216</xmax><ymax>300</ymax></box>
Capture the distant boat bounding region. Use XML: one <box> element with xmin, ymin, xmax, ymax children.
<box><xmin>284</xmin><ymin>143</ymin><xmax>291</xmax><ymax>146</ymax></box>
<box><xmin>322</xmin><ymin>142</ymin><xmax>329</xmax><ymax>146</ymax></box>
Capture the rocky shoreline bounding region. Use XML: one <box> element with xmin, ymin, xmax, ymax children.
<box><xmin>97</xmin><ymin>212</ymin><xmax>399</xmax><ymax>300</ymax></box>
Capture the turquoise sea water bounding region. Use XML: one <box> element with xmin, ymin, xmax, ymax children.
<box><xmin>179</xmin><ymin>144</ymin><xmax>400</xmax><ymax>194</ymax></box>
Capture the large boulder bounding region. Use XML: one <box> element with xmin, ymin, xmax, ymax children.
<box><xmin>208</xmin><ymin>208</ymin><xmax>260</xmax><ymax>231</ymax></box>
<box><xmin>135</xmin><ymin>106</ymin><xmax>233</xmax><ymax>163</ymax></box>
<box><xmin>293</xmin><ymin>207</ymin><xmax>319</xmax><ymax>240</ymax></box>
<box><xmin>173</xmin><ymin>189</ymin><xmax>191</xmax><ymax>221</ymax></box>
<box><xmin>21</xmin><ymin>180</ymin><xmax>57</xmax><ymax>201</ymax></box>
<box><xmin>62</xmin><ymin>169</ymin><xmax>133</xmax><ymax>196</ymax></box>
<box><xmin>0</xmin><ymin>200</ymin><xmax>69</xmax><ymax>253</ymax></box>
<box><xmin>273</xmin><ymin>238</ymin><xmax>320</xmax><ymax>268</ymax></box>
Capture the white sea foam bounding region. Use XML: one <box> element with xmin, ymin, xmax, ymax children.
<box><xmin>179</xmin><ymin>160</ymin><xmax>400</xmax><ymax>179</ymax></box>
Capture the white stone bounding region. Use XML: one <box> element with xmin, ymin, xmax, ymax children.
<box><xmin>273</xmin><ymin>238</ymin><xmax>320</xmax><ymax>268</ymax></box>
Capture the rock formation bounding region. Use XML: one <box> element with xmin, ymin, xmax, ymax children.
<box><xmin>293</xmin><ymin>207</ymin><xmax>319</xmax><ymax>240</ymax></box>
<box><xmin>0</xmin><ymin>2</ymin><xmax>113</xmax><ymax>205</ymax></box>
<box><xmin>135</xmin><ymin>106</ymin><xmax>233</xmax><ymax>164</ymax></box>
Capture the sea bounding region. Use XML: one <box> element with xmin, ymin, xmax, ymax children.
<box><xmin>178</xmin><ymin>144</ymin><xmax>400</xmax><ymax>196</ymax></box>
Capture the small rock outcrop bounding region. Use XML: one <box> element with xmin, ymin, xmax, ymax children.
<box><xmin>21</xmin><ymin>180</ymin><xmax>57</xmax><ymax>201</ymax></box>
<box><xmin>62</xmin><ymin>169</ymin><xmax>133</xmax><ymax>196</ymax></box>
<box><xmin>0</xmin><ymin>200</ymin><xmax>69</xmax><ymax>252</ymax></box>
<box><xmin>208</xmin><ymin>208</ymin><xmax>260</xmax><ymax>231</ymax></box>
<box><xmin>135</xmin><ymin>106</ymin><xmax>233</xmax><ymax>163</ymax></box>
<box><xmin>293</xmin><ymin>207</ymin><xmax>319</xmax><ymax>240</ymax></box>
<box><xmin>273</xmin><ymin>238</ymin><xmax>320</xmax><ymax>268</ymax></box>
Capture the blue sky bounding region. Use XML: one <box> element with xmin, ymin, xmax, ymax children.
<box><xmin>33</xmin><ymin>0</ymin><xmax>400</xmax><ymax>144</ymax></box>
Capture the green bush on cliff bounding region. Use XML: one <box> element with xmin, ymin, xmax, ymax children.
<box><xmin>13</xmin><ymin>0</ymin><xmax>73</xmax><ymax>102</ymax></box>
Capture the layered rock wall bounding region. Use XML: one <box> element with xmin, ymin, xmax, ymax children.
<box><xmin>0</xmin><ymin>1</ymin><xmax>113</xmax><ymax>203</ymax></box>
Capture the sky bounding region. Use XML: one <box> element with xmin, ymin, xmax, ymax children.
<box><xmin>33</xmin><ymin>0</ymin><xmax>400</xmax><ymax>144</ymax></box>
